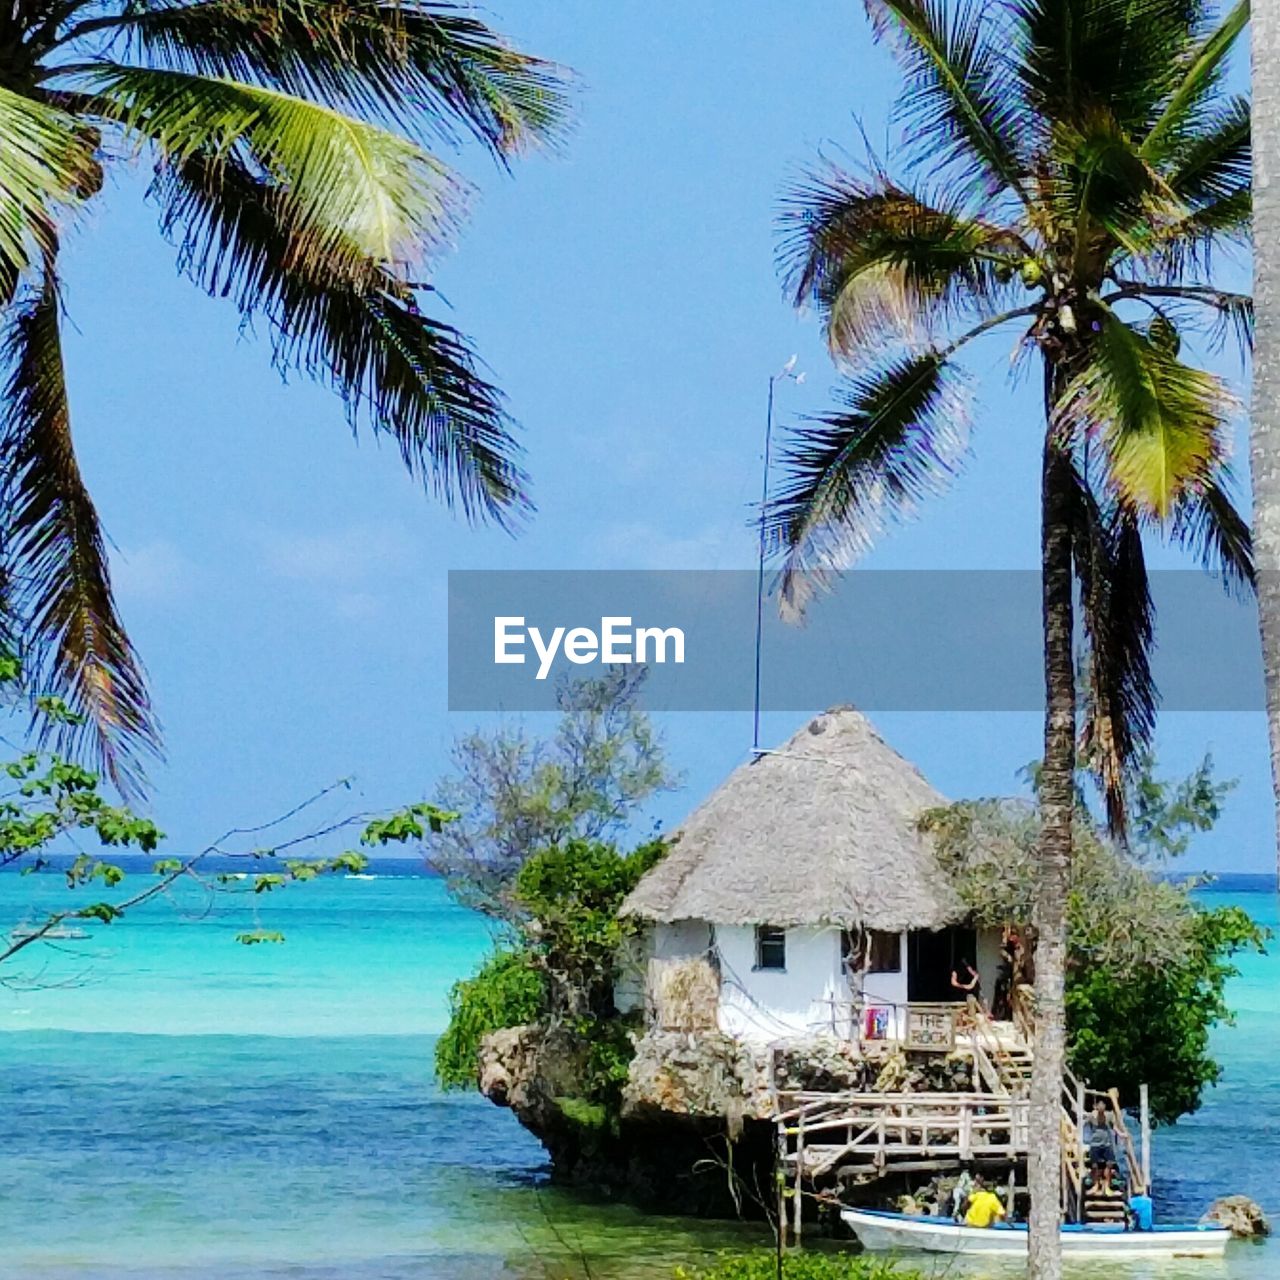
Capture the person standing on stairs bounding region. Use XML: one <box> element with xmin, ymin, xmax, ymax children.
<box><xmin>1083</xmin><ymin>1100</ymin><xmax>1119</xmax><ymax>1170</ymax></box>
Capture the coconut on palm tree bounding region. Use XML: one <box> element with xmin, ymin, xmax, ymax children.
<box><xmin>0</xmin><ymin>1</ymin><xmax>566</xmax><ymax>791</ymax></box>
<box><xmin>769</xmin><ymin>2</ymin><xmax>1252</xmax><ymax>1275</ymax></box>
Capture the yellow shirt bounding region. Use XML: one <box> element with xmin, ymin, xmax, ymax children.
<box><xmin>965</xmin><ymin>1190</ymin><xmax>1007</xmax><ymax>1228</ymax></box>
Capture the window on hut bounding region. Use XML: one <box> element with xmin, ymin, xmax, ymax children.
<box><xmin>868</xmin><ymin>930</ymin><xmax>902</xmax><ymax>973</ymax></box>
<box><xmin>754</xmin><ymin>925</ymin><xmax>786</xmax><ymax>971</ymax></box>
<box><xmin>841</xmin><ymin>928</ymin><xmax>902</xmax><ymax>975</ymax></box>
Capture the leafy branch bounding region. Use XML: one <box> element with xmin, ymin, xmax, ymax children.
<box><xmin>0</xmin><ymin>665</ymin><xmax>456</xmax><ymax>970</ymax></box>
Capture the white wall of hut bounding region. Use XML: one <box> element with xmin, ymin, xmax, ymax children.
<box><xmin>716</xmin><ymin>925</ymin><xmax>846</xmax><ymax>1040</ymax></box>
<box><xmin>623</xmin><ymin>921</ymin><xmax>1006</xmax><ymax>1045</ymax></box>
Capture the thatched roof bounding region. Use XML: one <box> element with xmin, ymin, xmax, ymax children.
<box><xmin>621</xmin><ymin>706</ymin><xmax>964</xmax><ymax>932</ymax></box>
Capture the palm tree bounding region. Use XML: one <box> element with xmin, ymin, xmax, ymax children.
<box><xmin>0</xmin><ymin>1</ymin><xmax>566</xmax><ymax>792</ymax></box>
<box><xmin>1251</xmin><ymin>2</ymin><xmax>1280</xmax><ymax>876</ymax></box>
<box><xmin>769</xmin><ymin>2</ymin><xmax>1252</xmax><ymax>1275</ymax></box>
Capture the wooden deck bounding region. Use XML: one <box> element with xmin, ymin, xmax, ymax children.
<box><xmin>777</xmin><ymin>1090</ymin><xmax>1030</xmax><ymax>1178</ymax></box>
<box><xmin>769</xmin><ymin>989</ymin><xmax>1152</xmax><ymax>1240</ymax></box>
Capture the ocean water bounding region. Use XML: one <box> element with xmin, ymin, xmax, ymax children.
<box><xmin>0</xmin><ymin>865</ymin><xmax>1273</xmax><ymax>1280</ymax></box>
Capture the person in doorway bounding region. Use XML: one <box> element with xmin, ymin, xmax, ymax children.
<box><xmin>963</xmin><ymin>1175</ymin><xmax>1007</xmax><ymax>1228</ymax></box>
<box><xmin>951</xmin><ymin>957</ymin><xmax>983</xmax><ymax>1025</ymax></box>
<box><xmin>993</xmin><ymin>926</ymin><xmax>1019</xmax><ymax>1020</ymax></box>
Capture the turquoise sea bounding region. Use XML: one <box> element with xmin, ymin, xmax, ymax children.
<box><xmin>0</xmin><ymin>865</ymin><xmax>1274</xmax><ymax>1280</ymax></box>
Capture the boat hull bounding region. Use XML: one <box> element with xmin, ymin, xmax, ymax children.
<box><xmin>841</xmin><ymin>1209</ymin><xmax>1231</xmax><ymax>1258</ymax></box>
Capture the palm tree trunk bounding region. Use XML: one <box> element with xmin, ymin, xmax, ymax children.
<box><xmin>1028</xmin><ymin>395</ymin><xmax>1075</xmax><ymax>1280</ymax></box>
<box><xmin>1252</xmin><ymin>0</ymin><xmax>1280</xmax><ymax>879</ymax></box>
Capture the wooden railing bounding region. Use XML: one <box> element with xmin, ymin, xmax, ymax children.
<box><xmin>769</xmin><ymin>979</ymin><xmax>1152</xmax><ymax>1229</ymax></box>
<box><xmin>1061</xmin><ymin>1109</ymin><xmax>1085</xmax><ymax>1219</ymax></box>
<box><xmin>970</xmin><ymin>1032</ymin><xmax>1004</xmax><ymax>1096</ymax></box>
<box><xmin>776</xmin><ymin>1091</ymin><xmax>1030</xmax><ymax>1179</ymax></box>
<box><xmin>1054</xmin><ymin>1063</ymin><xmax>1148</xmax><ymax>1225</ymax></box>
<box><xmin>966</xmin><ymin>1010</ymin><xmax>1030</xmax><ymax>1096</ymax></box>
<box><xmin>1012</xmin><ymin>982</ymin><xmax>1037</xmax><ymax>1044</ymax></box>
<box><xmin>1015</xmin><ymin>984</ymin><xmax>1150</xmax><ymax>1219</ymax></box>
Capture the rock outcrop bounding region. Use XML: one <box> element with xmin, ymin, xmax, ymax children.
<box><xmin>477</xmin><ymin>1023</ymin><xmax>776</xmax><ymax>1213</ymax></box>
<box><xmin>622</xmin><ymin>1030</ymin><xmax>771</xmax><ymax>1125</ymax></box>
<box><xmin>1201</xmin><ymin>1195</ymin><xmax>1271</xmax><ymax>1239</ymax></box>
<box><xmin>478</xmin><ymin>1025</ymin><xmax>582</xmax><ymax>1128</ymax></box>
<box><xmin>476</xmin><ymin>1026</ymin><xmax>990</xmax><ymax>1216</ymax></box>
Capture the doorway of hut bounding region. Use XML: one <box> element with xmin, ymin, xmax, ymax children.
<box><xmin>907</xmin><ymin>926</ymin><xmax>977</xmax><ymax>1003</ymax></box>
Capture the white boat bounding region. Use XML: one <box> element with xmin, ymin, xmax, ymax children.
<box><xmin>841</xmin><ymin>1208</ymin><xmax>1231</xmax><ymax>1258</ymax></box>
<box><xmin>10</xmin><ymin>924</ymin><xmax>90</xmax><ymax>941</ymax></box>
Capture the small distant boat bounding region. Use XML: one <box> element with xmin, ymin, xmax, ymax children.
<box><xmin>9</xmin><ymin>924</ymin><xmax>90</xmax><ymax>941</ymax></box>
<box><xmin>841</xmin><ymin>1208</ymin><xmax>1230</xmax><ymax>1258</ymax></box>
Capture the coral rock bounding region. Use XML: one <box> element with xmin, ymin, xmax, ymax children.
<box><xmin>1201</xmin><ymin>1195</ymin><xmax>1271</xmax><ymax>1239</ymax></box>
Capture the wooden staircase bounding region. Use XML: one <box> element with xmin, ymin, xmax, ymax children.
<box><xmin>996</xmin><ymin>1046</ymin><xmax>1034</xmax><ymax>1093</ymax></box>
<box><xmin>967</xmin><ymin>1015</ymin><xmax>1034</xmax><ymax>1098</ymax></box>
<box><xmin>1006</xmin><ymin>986</ymin><xmax>1151</xmax><ymax>1222</ymax></box>
<box><xmin>768</xmin><ymin>988</ymin><xmax>1152</xmax><ymax>1239</ymax></box>
<box><xmin>1082</xmin><ymin>1178</ymin><xmax>1129</xmax><ymax>1224</ymax></box>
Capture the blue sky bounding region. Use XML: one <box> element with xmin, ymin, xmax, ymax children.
<box><xmin>56</xmin><ymin>2</ymin><xmax>1271</xmax><ymax>872</ymax></box>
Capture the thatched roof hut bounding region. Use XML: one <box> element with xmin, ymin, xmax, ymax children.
<box><xmin>621</xmin><ymin>706</ymin><xmax>964</xmax><ymax>933</ymax></box>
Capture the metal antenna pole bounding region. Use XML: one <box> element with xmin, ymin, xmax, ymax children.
<box><xmin>753</xmin><ymin>375</ymin><xmax>776</xmax><ymax>757</ymax></box>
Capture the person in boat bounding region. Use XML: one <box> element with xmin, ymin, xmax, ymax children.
<box><xmin>962</xmin><ymin>1175</ymin><xmax>1007</xmax><ymax>1229</ymax></box>
<box><xmin>1083</xmin><ymin>1100</ymin><xmax>1119</xmax><ymax>1168</ymax></box>
<box><xmin>949</xmin><ymin>1166</ymin><xmax>974</xmax><ymax>1221</ymax></box>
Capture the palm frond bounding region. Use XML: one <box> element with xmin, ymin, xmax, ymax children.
<box><xmin>90</xmin><ymin>0</ymin><xmax>569</xmax><ymax>158</ymax></box>
<box><xmin>767</xmin><ymin>351</ymin><xmax>970</xmax><ymax>615</ymax></box>
<box><xmin>0</xmin><ymin>87</ymin><xmax>92</xmax><ymax>299</ymax></box>
<box><xmin>1141</xmin><ymin>0</ymin><xmax>1249</xmax><ymax>161</ymax></box>
<box><xmin>1054</xmin><ymin>311</ymin><xmax>1233</xmax><ymax>517</ymax></box>
<box><xmin>152</xmin><ymin>150</ymin><xmax>526</xmax><ymax>521</ymax></box>
<box><xmin>863</xmin><ymin>0</ymin><xmax>1027</xmax><ymax>198</ymax></box>
<box><xmin>1070</xmin><ymin>469</ymin><xmax>1155</xmax><ymax>838</ymax></box>
<box><xmin>1013</xmin><ymin>0</ymin><xmax>1211</xmax><ymax>135</ymax></box>
<box><xmin>1106</xmin><ymin>283</ymin><xmax>1252</xmax><ymax>355</ymax></box>
<box><xmin>0</xmin><ymin>270</ymin><xmax>159</xmax><ymax>794</ymax></box>
<box><xmin>1174</xmin><ymin>286</ymin><xmax>1253</xmax><ymax>354</ymax></box>
<box><xmin>1136</xmin><ymin>96</ymin><xmax>1252</xmax><ymax>278</ymax></box>
<box><xmin>1047</xmin><ymin>105</ymin><xmax>1178</xmax><ymax>264</ymax></box>
<box><xmin>1134</xmin><ymin>191</ymin><xmax>1249</xmax><ymax>280</ymax></box>
<box><xmin>78</xmin><ymin>65</ymin><xmax>464</xmax><ymax>270</ymax></box>
<box><xmin>1133</xmin><ymin>94</ymin><xmax>1250</xmax><ymax>273</ymax></box>
<box><xmin>778</xmin><ymin>168</ymin><xmax>1024</xmax><ymax>360</ymax></box>
<box><xmin>1204</xmin><ymin>289</ymin><xmax>1254</xmax><ymax>354</ymax></box>
<box><xmin>1165</xmin><ymin>95</ymin><xmax>1250</xmax><ymax>204</ymax></box>
<box><xmin>1169</xmin><ymin>469</ymin><xmax>1254</xmax><ymax>590</ymax></box>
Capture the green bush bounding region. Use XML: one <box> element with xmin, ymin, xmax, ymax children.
<box><xmin>514</xmin><ymin>837</ymin><xmax>666</xmax><ymax>1012</ymax></box>
<box><xmin>675</xmin><ymin>1252</ymin><xmax>920</xmax><ymax>1280</ymax></box>
<box><xmin>924</xmin><ymin>753</ymin><xmax>1270</xmax><ymax>1122</ymax></box>
<box><xmin>436</xmin><ymin>837</ymin><xmax>665</xmax><ymax>1119</ymax></box>
<box><xmin>434</xmin><ymin>949</ymin><xmax>545</xmax><ymax>1089</ymax></box>
<box><xmin>1067</xmin><ymin>903</ymin><xmax>1266</xmax><ymax>1122</ymax></box>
